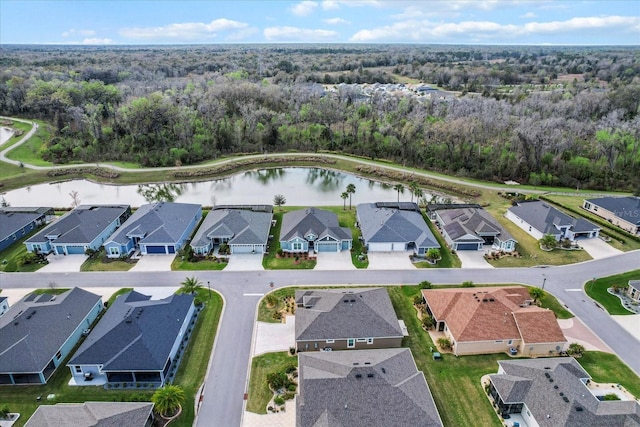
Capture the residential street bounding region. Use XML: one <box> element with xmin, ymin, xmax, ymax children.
<box><xmin>1</xmin><ymin>249</ymin><xmax>638</xmax><ymax>426</ymax></box>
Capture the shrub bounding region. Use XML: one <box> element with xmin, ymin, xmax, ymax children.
<box><xmin>603</xmin><ymin>393</ymin><xmax>621</xmax><ymax>401</ymax></box>
<box><xmin>422</xmin><ymin>316</ymin><xmax>435</xmax><ymax>330</ymax></box>
<box><xmin>0</xmin><ymin>405</ymin><xmax>10</xmax><ymax>419</ymax></box>
<box><xmin>437</xmin><ymin>337</ymin><xmax>452</xmax><ymax>350</ymax></box>
<box><xmin>287</xmin><ymin>383</ymin><xmax>297</xmax><ymax>392</ymax></box>
<box><xmin>413</xmin><ymin>295</ymin><xmax>424</xmax><ymax>305</ymax></box>
<box><xmin>267</xmin><ymin>372</ymin><xmax>288</xmax><ymax>390</ymax></box>
<box><xmin>462</xmin><ymin>281</ymin><xmax>474</xmax><ymax>288</ymax></box>
<box><xmin>274</xmin><ymin>396</ymin><xmax>285</xmax><ymax>406</ymax></box>
<box><xmin>419</xmin><ymin>280</ymin><xmax>432</xmax><ymax>289</ymax></box>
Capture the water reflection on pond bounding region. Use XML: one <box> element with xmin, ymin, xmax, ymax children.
<box><xmin>2</xmin><ymin>167</ymin><xmax>437</xmax><ymax>208</ymax></box>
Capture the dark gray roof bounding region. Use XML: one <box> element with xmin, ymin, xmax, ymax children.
<box><xmin>106</xmin><ymin>202</ymin><xmax>200</xmax><ymax>245</ymax></box>
<box><xmin>0</xmin><ymin>207</ymin><xmax>53</xmax><ymax>241</ymax></box>
<box><xmin>297</xmin><ymin>348</ymin><xmax>443</xmax><ymax>427</ymax></box>
<box><xmin>629</xmin><ymin>280</ymin><xmax>640</xmax><ymax>292</ymax></box>
<box><xmin>490</xmin><ymin>357</ymin><xmax>640</xmax><ymax>427</ymax></box>
<box><xmin>295</xmin><ymin>288</ymin><xmax>402</xmax><ymax>341</ymax></box>
<box><xmin>586</xmin><ymin>196</ymin><xmax>640</xmax><ymax>225</ymax></box>
<box><xmin>191</xmin><ymin>206</ymin><xmax>272</xmax><ymax>248</ymax></box>
<box><xmin>435</xmin><ymin>207</ymin><xmax>515</xmax><ymax>243</ymax></box>
<box><xmin>25</xmin><ymin>402</ymin><xmax>154</xmax><ymax>427</ymax></box>
<box><xmin>356</xmin><ymin>203</ymin><xmax>439</xmax><ymax>249</ymax></box>
<box><xmin>281</xmin><ymin>208</ymin><xmax>351</xmax><ymax>242</ymax></box>
<box><xmin>26</xmin><ymin>205</ymin><xmax>129</xmax><ymax>245</ymax></box>
<box><xmin>69</xmin><ymin>291</ymin><xmax>193</xmax><ymax>371</ymax></box>
<box><xmin>426</xmin><ymin>203</ymin><xmax>482</xmax><ymax>212</ymax></box>
<box><xmin>0</xmin><ymin>288</ymin><xmax>101</xmax><ymax>374</ymax></box>
<box><xmin>508</xmin><ymin>201</ymin><xmax>599</xmax><ymax>235</ymax></box>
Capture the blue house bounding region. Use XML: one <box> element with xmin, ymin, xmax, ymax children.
<box><xmin>103</xmin><ymin>202</ymin><xmax>201</xmax><ymax>257</ymax></box>
<box><xmin>0</xmin><ymin>207</ymin><xmax>54</xmax><ymax>252</ymax></box>
<box><xmin>0</xmin><ymin>288</ymin><xmax>103</xmax><ymax>385</ymax></box>
<box><xmin>280</xmin><ymin>208</ymin><xmax>352</xmax><ymax>253</ymax></box>
<box><xmin>25</xmin><ymin>205</ymin><xmax>130</xmax><ymax>255</ymax></box>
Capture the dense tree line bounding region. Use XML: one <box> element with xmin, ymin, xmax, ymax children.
<box><xmin>0</xmin><ymin>44</ymin><xmax>638</xmax><ymax>191</ymax></box>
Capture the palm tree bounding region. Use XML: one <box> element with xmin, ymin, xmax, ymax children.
<box><xmin>346</xmin><ymin>184</ymin><xmax>356</xmax><ymax>210</ymax></box>
<box><xmin>539</xmin><ymin>234</ymin><xmax>557</xmax><ymax>250</ymax></box>
<box><xmin>414</xmin><ymin>188</ymin><xmax>424</xmax><ymax>205</ymax></box>
<box><xmin>528</xmin><ymin>287</ymin><xmax>544</xmax><ymax>303</ymax></box>
<box><xmin>179</xmin><ymin>276</ymin><xmax>202</xmax><ymax>294</ymax></box>
<box><xmin>152</xmin><ymin>384</ymin><xmax>185</xmax><ymax>417</ymax></box>
<box><xmin>393</xmin><ymin>183</ymin><xmax>404</xmax><ymax>202</ymax></box>
<box><xmin>408</xmin><ymin>181</ymin><xmax>420</xmax><ymax>202</ymax></box>
<box><xmin>340</xmin><ymin>191</ymin><xmax>349</xmax><ymax>210</ymax></box>
<box><xmin>273</xmin><ymin>194</ymin><xmax>286</xmax><ymax>211</ymax></box>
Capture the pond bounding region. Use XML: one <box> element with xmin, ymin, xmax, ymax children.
<box><xmin>0</xmin><ymin>167</ymin><xmax>445</xmax><ymax>208</ymax></box>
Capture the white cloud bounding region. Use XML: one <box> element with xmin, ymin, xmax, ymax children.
<box><xmin>520</xmin><ymin>12</ymin><xmax>537</xmax><ymax>19</ymax></box>
<box><xmin>321</xmin><ymin>0</ymin><xmax>340</xmax><ymax>10</ymax></box>
<box><xmin>82</xmin><ymin>38</ymin><xmax>114</xmax><ymax>45</ymax></box>
<box><xmin>225</xmin><ymin>27</ymin><xmax>259</xmax><ymax>42</ymax></box>
<box><xmin>324</xmin><ymin>17</ymin><xmax>350</xmax><ymax>25</ymax></box>
<box><xmin>264</xmin><ymin>26</ymin><xmax>338</xmax><ymax>42</ymax></box>
<box><xmin>120</xmin><ymin>18</ymin><xmax>248</xmax><ymax>40</ymax></box>
<box><xmin>291</xmin><ymin>1</ymin><xmax>318</xmax><ymax>16</ymax></box>
<box><xmin>62</xmin><ymin>28</ymin><xmax>96</xmax><ymax>37</ymax></box>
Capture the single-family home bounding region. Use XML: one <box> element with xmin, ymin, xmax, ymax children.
<box><xmin>428</xmin><ymin>204</ymin><xmax>517</xmax><ymax>252</ymax></box>
<box><xmin>422</xmin><ymin>286</ymin><xmax>567</xmax><ymax>356</ymax></box>
<box><xmin>280</xmin><ymin>208</ymin><xmax>351</xmax><ymax>253</ymax></box>
<box><xmin>0</xmin><ymin>288</ymin><xmax>103</xmax><ymax>385</ymax></box>
<box><xmin>488</xmin><ymin>357</ymin><xmax>640</xmax><ymax>426</ymax></box>
<box><xmin>356</xmin><ymin>202</ymin><xmax>440</xmax><ymax>255</ymax></box>
<box><xmin>627</xmin><ymin>280</ymin><xmax>640</xmax><ymax>303</ymax></box>
<box><xmin>297</xmin><ymin>348</ymin><xmax>443</xmax><ymax>427</ymax></box>
<box><xmin>295</xmin><ymin>288</ymin><xmax>404</xmax><ymax>352</ymax></box>
<box><xmin>0</xmin><ymin>207</ymin><xmax>54</xmax><ymax>251</ymax></box>
<box><xmin>190</xmin><ymin>205</ymin><xmax>273</xmax><ymax>255</ymax></box>
<box><xmin>25</xmin><ymin>205</ymin><xmax>130</xmax><ymax>255</ymax></box>
<box><xmin>24</xmin><ymin>402</ymin><xmax>155</xmax><ymax>427</ymax></box>
<box><xmin>68</xmin><ymin>291</ymin><xmax>195</xmax><ymax>387</ymax></box>
<box><xmin>0</xmin><ymin>296</ymin><xmax>9</xmax><ymax>317</ymax></box>
<box><xmin>103</xmin><ymin>202</ymin><xmax>201</xmax><ymax>257</ymax></box>
<box><xmin>583</xmin><ymin>196</ymin><xmax>640</xmax><ymax>235</ymax></box>
<box><xmin>506</xmin><ymin>201</ymin><xmax>599</xmax><ymax>242</ymax></box>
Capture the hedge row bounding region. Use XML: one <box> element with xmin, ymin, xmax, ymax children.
<box><xmin>46</xmin><ymin>167</ymin><xmax>120</xmax><ymax>179</ymax></box>
<box><xmin>354</xmin><ymin>165</ymin><xmax>481</xmax><ymax>198</ymax></box>
<box><xmin>173</xmin><ymin>156</ymin><xmax>336</xmax><ymax>178</ymax></box>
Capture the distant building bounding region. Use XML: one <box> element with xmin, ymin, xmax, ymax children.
<box><xmin>583</xmin><ymin>196</ymin><xmax>640</xmax><ymax>235</ymax></box>
<box><xmin>280</xmin><ymin>208</ymin><xmax>352</xmax><ymax>253</ymax></box>
<box><xmin>0</xmin><ymin>207</ymin><xmax>54</xmax><ymax>251</ymax></box>
<box><xmin>627</xmin><ymin>280</ymin><xmax>640</xmax><ymax>303</ymax></box>
<box><xmin>24</xmin><ymin>402</ymin><xmax>154</xmax><ymax>427</ymax></box>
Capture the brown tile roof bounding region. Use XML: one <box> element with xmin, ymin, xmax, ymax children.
<box><xmin>422</xmin><ymin>287</ymin><xmax>566</xmax><ymax>344</ymax></box>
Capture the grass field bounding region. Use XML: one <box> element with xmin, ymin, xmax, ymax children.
<box><xmin>0</xmin><ymin>228</ymin><xmax>47</xmax><ymax>272</ymax></box>
<box><xmin>246</xmin><ymin>351</ymin><xmax>298</xmax><ymax>414</ymax></box>
<box><xmin>80</xmin><ymin>249</ymin><xmax>136</xmax><ymax>272</ymax></box>
<box><xmin>0</xmin><ymin>120</ymin><xmax>33</xmax><ymax>150</ymax></box>
<box><xmin>171</xmin><ymin>257</ymin><xmax>228</xmax><ymax>271</ymax></box>
<box><xmin>578</xmin><ymin>351</ymin><xmax>640</xmax><ymax>398</ymax></box>
<box><xmin>257</xmin><ymin>288</ymin><xmax>296</xmax><ymax>323</ymax></box>
<box><xmin>584</xmin><ymin>270</ymin><xmax>640</xmax><ymax>315</ymax></box>
<box><xmin>5</xmin><ymin>123</ymin><xmax>56</xmax><ymax>167</ymax></box>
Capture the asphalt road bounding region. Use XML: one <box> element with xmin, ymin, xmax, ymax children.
<box><xmin>1</xmin><ymin>250</ymin><xmax>639</xmax><ymax>427</ymax></box>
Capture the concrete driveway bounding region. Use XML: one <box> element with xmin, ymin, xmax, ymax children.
<box><xmin>456</xmin><ymin>250</ymin><xmax>494</xmax><ymax>268</ymax></box>
<box><xmin>226</xmin><ymin>254</ymin><xmax>265</xmax><ymax>271</ymax></box>
<box><xmin>315</xmin><ymin>252</ymin><xmax>355</xmax><ymax>270</ymax></box>
<box><xmin>37</xmin><ymin>254</ymin><xmax>87</xmax><ymax>273</ymax></box>
<box><xmin>367</xmin><ymin>252</ymin><xmax>415</xmax><ymax>270</ymax></box>
<box><xmin>253</xmin><ymin>316</ymin><xmax>296</xmax><ymax>356</ymax></box>
<box><xmin>130</xmin><ymin>255</ymin><xmax>174</xmax><ymax>272</ymax></box>
<box><xmin>579</xmin><ymin>238</ymin><xmax>622</xmax><ymax>259</ymax></box>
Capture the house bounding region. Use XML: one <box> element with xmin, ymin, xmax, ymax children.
<box><xmin>280</xmin><ymin>208</ymin><xmax>352</xmax><ymax>253</ymax></box>
<box><xmin>583</xmin><ymin>196</ymin><xmax>640</xmax><ymax>235</ymax></box>
<box><xmin>488</xmin><ymin>357</ymin><xmax>640</xmax><ymax>427</ymax></box>
<box><xmin>68</xmin><ymin>291</ymin><xmax>195</xmax><ymax>387</ymax></box>
<box><xmin>428</xmin><ymin>204</ymin><xmax>517</xmax><ymax>252</ymax></box>
<box><xmin>422</xmin><ymin>286</ymin><xmax>567</xmax><ymax>356</ymax></box>
<box><xmin>506</xmin><ymin>201</ymin><xmax>599</xmax><ymax>242</ymax></box>
<box><xmin>627</xmin><ymin>280</ymin><xmax>640</xmax><ymax>303</ymax></box>
<box><xmin>104</xmin><ymin>202</ymin><xmax>201</xmax><ymax>257</ymax></box>
<box><xmin>0</xmin><ymin>296</ymin><xmax>9</xmax><ymax>317</ymax></box>
<box><xmin>0</xmin><ymin>288</ymin><xmax>103</xmax><ymax>385</ymax></box>
<box><xmin>190</xmin><ymin>205</ymin><xmax>273</xmax><ymax>255</ymax></box>
<box><xmin>295</xmin><ymin>288</ymin><xmax>404</xmax><ymax>352</ymax></box>
<box><xmin>297</xmin><ymin>348</ymin><xmax>443</xmax><ymax>427</ymax></box>
<box><xmin>0</xmin><ymin>207</ymin><xmax>54</xmax><ymax>252</ymax></box>
<box><xmin>24</xmin><ymin>402</ymin><xmax>154</xmax><ymax>427</ymax></box>
<box><xmin>356</xmin><ymin>202</ymin><xmax>440</xmax><ymax>255</ymax></box>
<box><xmin>25</xmin><ymin>205</ymin><xmax>131</xmax><ymax>255</ymax></box>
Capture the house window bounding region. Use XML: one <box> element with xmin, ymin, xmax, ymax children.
<box><xmin>347</xmin><ymin>338</ymin><xmax>355</xmax><ymax>348</ymax></box>
<box><xmin>325</xmin><ymin>339</ymin><xmax>335</xmax><ymax>343</ymax></box>
<box><xmin>55</xmin><ymin>351</ymin><xmax>62</xmax><ymax>360</ymax></box>
<box><xmin>495</xmin><ymin>340</ymin><xmax>503</xmax><ymax>344</ymax></box>
<box><xmin>594</xmin><ymin>206</ymin><xmax>598</xmax><ymax>212</ymax></box>
<box><xmin>108</xmin><ymin>247</ymin><xmax>119</xmax><ymax>256</ymax></box>
<box><xmin>508</xmin><ymin>340</ymin><xmax>513</xmax><ymax>345</ymax></box>
<box><xmin>356</xmin><ymin>338</ymin><xmax>367</xmax><ymax>343</ymax></box>
<box><xmin>528</xmin><ymin>226</ymin><xmax>532</xmax><ymax>232</ymax></box>
<box><xmin>292</xmin><ymin>242</ymin><xmax>303</xmax><ymax>251</ymax></box>
<box><xmin>75</xmin><ymin>366</ymin><xmax>82</xmax><ymax>373</ymax></box>
<box><xmin>314</xmin><ymin>342</ymin><xmax>318</xmax><ymax>349</ymax></box>
<box><xmin>367</xmin><ymin>338</ymin><xmax>374</xmax><ymax>344</ymax></box>
<box><xmin>585</xmin><ymin>202</ymin><xmax>591</xmax><ymax>209</ymax></box>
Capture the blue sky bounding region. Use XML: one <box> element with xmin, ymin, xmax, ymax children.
<box><xmin>1</xmin><ymin>1</ymin><xmax>638</xmax><ymax>45</ymax></box>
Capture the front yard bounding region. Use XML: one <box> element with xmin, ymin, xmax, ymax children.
<box><xmin>584</xmin><ymin>270</ymin><xmax>640</xmax><ymax>315</ymax></box>
<box><xmin>246</xmin><ymin>351</ymin><xmax>298</xmax><ymax>414</ymax></box>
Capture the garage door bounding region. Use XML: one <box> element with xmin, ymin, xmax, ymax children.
<box><xmin>391</xmin><ymin>243</ymin><xmax>406</xmax><ymax>251</ymax></box>
<box><xmin>146</xmin><ymin>245</ymin><xmax>167</xmax><ymax>254</ymax></box>
<box><xmin>316</xmin><ymin>242</ymin><xmax>338</xmax><ymax>252</ymax></box>
<box><xmin>232</xmin><ymin>245</ymin><xmax>254</xmax><ymax>253</ymax></box>
<box><xmin>456</xmin><ymin>243</ymin><xmax>481</xmax><ymax>250</ymax></box>
<box><xmin>168</xmin><ymin>246</ymin><xmax>175</xmax><ymax>254</ymax></box>
<box><xmin>368</xmin><ymin>243</ymin><xmax>393</xmax><ymax>252</ymax></box>
<box><xmin>65</xmin><ymin>246</ymin><xmax>86</xmax><ymax>254</ymax></box>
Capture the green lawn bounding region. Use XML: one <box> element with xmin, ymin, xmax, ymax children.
<box><xmin>325</xmin><ymin>206</ymin><xmax>368</xmax><ymax>268</ymax></box>
<box><xmin>171</xmin><ymin>256</ymin><xmax>228</xmax><ymax>271</ymax></box>
<box><xmin>578</xmin><ymin>351</ymin><xmax>640</xmax><ymax>398</ymax></box>
<box><xmin>415</xmin><ymin>213</ymin><xmax>461</xmax><ymax>268</ymax></box>
<box><xmin>80</xmin><ymin>249</ymin><xmax>135</xmax><ymax>272</ymax></box>
<box><xmin>0</xmin><ymin>228</ymin><xmax>47</xmax><ymax>272</ymax></box>
<box><xmin>5</xmin><ymin>122</ymin><xmax>56</xmax><ymax>167</ymax></box>
<box><xmin>539</xmin><ymin>290</ymin><xmax>574</xmax><ymax>319</ymax></box>
<box><xmin>257</xmin><ymin>288</ymin><xmax>296</xmax><ymax>323</ymax></box>
<box><xmin>584</xmin><ymin>270</ymin><xmax>639</xmax><ymax>315</ymax></box>
<box><xmin>246</xmin><ymin>351</ymin><xmax>298</xmax><ymax>414</ymax></box>
<box><xmin>0</xmin><ymin>120</ymin><xmax>33</xmax><ymax>150</ymax></box>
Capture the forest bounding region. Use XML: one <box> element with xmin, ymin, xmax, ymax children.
<box><xmin>0</xmin><ymin>44</ymin><xmax>639</xmax><ymax>192</ymax></box>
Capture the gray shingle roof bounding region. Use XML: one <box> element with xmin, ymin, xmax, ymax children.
<box><xmin>0</xmin><ymin>288</ymin><xmax>101</xmax><ymax>374</ymax></box>
<box><xmin>356</xmin><ymin>203</ymin><xmax>439</xmax><ymax>249</ymax></box>
<box><xmin>106</xmin><ymin>202</ymin><xmax>200</xmax><ymax>245</ymax></box>
<box><xmin>191</xmin><ymin>206</ymin><xmax>272</xmax><ymax>248</ymax></box>
<box><xmin>508</xmin><ymin>201</ymin><xmax>599</xmax><ymax>235</ymax></box>
<box><xmin>297</xmin><ymin>348</ymin><xmax>443</xmax><ymax>427</ymax></box>
<box><xmin>586</xmin><ymin>196</ymin><xmax>640</xmax><ymax>225</ymax></box>
<box><xmin>24</xmin><ymin>402</ymin><xmax>154</xmax><ymax>427</ymax></box>
<box><xmin>281</xmin><ymin>208</ymin><xmax>351</xmax><ymax>242</ymax></box>
<box><xmin>26</xmin><ymin>205</ymin><xmax>129</xmax><ymax>245</ymax></box>
<box><xmin>0</xmin><ymin>207</ymin><xmax>53</xmax><ymax>241</ymax></box>
<box><xmin>435</xmin><ymin>206</ymin><xmax>515</xmax><ymax>243</ymax></box>
<box><xmin>295</xmin><ymin>288</ymin><xmax>402</xmax><ymax>341</ymax></box>
<box><xmin>490</xmin><ymin>357</ymin><xmax>640</xmax><ymax>427</ymax></box>
<box><xmin>69</xmin><ymin>291</ymin><xmax>193</xmax><ymax>371</ymax></box>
